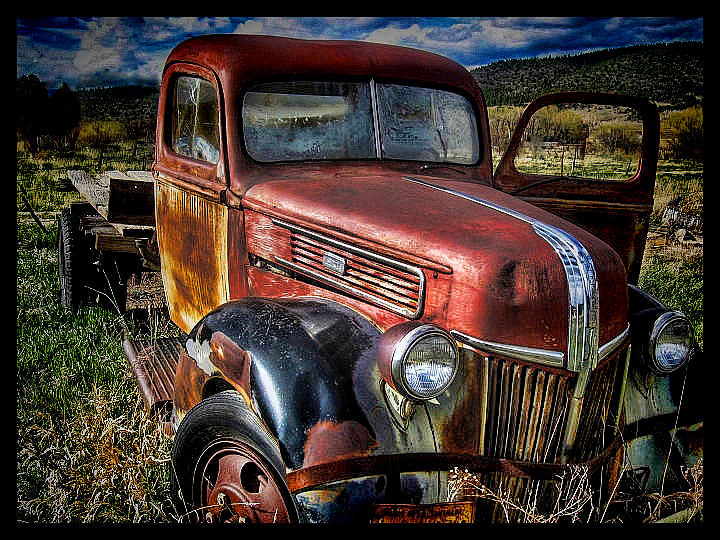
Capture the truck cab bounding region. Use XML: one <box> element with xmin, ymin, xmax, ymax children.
<box><xmin>64</xmin><ymin>34</ymin><xmax>702</xmax><ymax>523</ymax></box>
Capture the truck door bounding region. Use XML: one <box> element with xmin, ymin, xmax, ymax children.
<box><xmin>493</xmin><ymin>92</ymin><xmax>660</xmax><ymax>284</ymax></box>
<box><xmin>154</xmin><ymin>63</ymin><xmax>230</xmax><ymax>334</ymax></box>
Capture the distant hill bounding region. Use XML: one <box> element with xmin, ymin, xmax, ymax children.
<box><xmin>471</xmin><ymin>41</ymin><xmax>703</xmax><ymax>110</ymax></box>
<box><xmin>77</xmin><ymin>85</ymin><xmax>159</xmax><ymax>124</ymax></box>
<box><xmin>74</xmin><ymin>41</ymin><xmax>703</xmax><ymax>126</ymax></box>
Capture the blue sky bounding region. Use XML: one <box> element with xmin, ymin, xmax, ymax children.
<box><xmin>17</xmin><ymin>17</ymin><xmax>703</xmax><ymax>89</ymax></box>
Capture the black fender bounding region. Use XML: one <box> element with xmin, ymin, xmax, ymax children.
<box><xmin>183</xmin><ymin>296</ymin><xmax>383</xmax><ymax>471</ymax></box>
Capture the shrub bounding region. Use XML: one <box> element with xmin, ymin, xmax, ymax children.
<box><xmin>665</xmin><ymin>106</ymin><xmax>703</xmax><ymax>161</ymax></box>
<box><xmin>592</xmin><ymin>121</ymin><xmax>641</xmax><ymax>155</ymax></box>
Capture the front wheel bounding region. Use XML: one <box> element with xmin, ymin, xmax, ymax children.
<box><xmin>171</xmin><ymin>391</ymin><xmax>298</xmax><ymax>523</ymax></box>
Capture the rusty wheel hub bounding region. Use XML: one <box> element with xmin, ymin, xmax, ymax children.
<box><xmin>200</xmin><ymin>444</ymin><xmax>292</xmax><ymax>523</ymax></box>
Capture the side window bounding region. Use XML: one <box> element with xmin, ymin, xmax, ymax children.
<box><xmin>513</xmin><ymin>104</ymin><xmax>642</xmax><ymax>181</ymax></box>
<box><xmin>171</xmin><ymin>76</ymin><xmax>220</xmax><ymax>163</ymax></box>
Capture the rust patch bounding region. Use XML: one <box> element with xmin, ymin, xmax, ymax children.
<box><xmin>207</xmin><ymin>330</ymin><xmax>253</xmax><ymax>403</ymax></box>
<box><xmin>173</xmin><ymin>350</ymin><xmax>208</xmax><ymax>422</ymax></box>
<box><xmin>302</xmin><ymin>420</ymin><xmax>378</xmax><ymax>468</ymax></box>
<box><xmin>156</xmin><ymin>179</ymin><xmax>229</xmax><ymax>334</ymax></box>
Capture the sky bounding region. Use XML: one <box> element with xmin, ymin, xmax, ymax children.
<box><xmin>17</xmin><ymin>16</ymin><xmax>703</xmax><ymax>89</ymax></box>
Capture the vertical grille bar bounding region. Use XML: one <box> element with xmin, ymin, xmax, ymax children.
<box><xmin>459</xmin><ymin>346</ymin><xmax>628</xmax><ymax>522</ymax></box>
<box><xmin>479</xmin><ymin>355</ymin><xmax>573</xmax><ymax>464</ymax></box>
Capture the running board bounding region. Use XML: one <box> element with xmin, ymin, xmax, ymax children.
<box><xmin>123</xmin><ymin>336</ymin><xmax>186</xmax><ymax>419</ymax></box>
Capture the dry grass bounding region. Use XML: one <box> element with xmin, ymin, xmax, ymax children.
<box><xmin>17</xmin><ymin>385</ymin><xmax>178</xmax><ymax>523</ymax></box>
<box><xmin>448</xmin><ymin>466</ymin><xmax>594</xmax><ymax>523</ymax></box>
<box><xmin>447</xmin><ymin>455</ymin><xmax>703</xmax><ymax>524</ymax></box>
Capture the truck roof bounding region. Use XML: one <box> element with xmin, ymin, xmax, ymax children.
<box><xmin>164</xmin><ymin>34</ymin><xmax>483</xmax><ymax>101</ymax></box>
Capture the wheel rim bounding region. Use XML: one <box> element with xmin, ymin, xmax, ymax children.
<box><xmin>195</xmin><ymin>440</ymin><xmax>293</xmax><ymax>523</ymax></box>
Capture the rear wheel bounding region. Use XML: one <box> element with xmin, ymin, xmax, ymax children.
<box><xmin>57</xmin><ymin>208</ymin><xmax>129</xmax><ymax>313</ymax></box>
<box><xmin>57</xmin><ymin>208</ymin><xmax>90</xmax><ymax>310</ymax></box>
<box><xmin>171</xmin><ymin>391</ymin><xmax>298</xmax><ymax>523</ymax></box>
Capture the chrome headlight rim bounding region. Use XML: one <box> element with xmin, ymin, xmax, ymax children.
<box><xmin>648</xmin><ymin>310</ymin><xmax>695</xmax><ymax>374</ymax></box>
<box><xmin>390</xmin><ymin>324</ymin><xmax>459</xmax><ymax>401</ymax></box>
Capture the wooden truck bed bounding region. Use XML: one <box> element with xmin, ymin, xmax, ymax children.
<box><xmin>68</xmin><ymin>169</ymin><xmax>155</xmax><ymax>231</ymax></box>
<box><xmin>67</xmin><ymin>170</ymin><xmax>158</xmax><ymax>265</ymax></box>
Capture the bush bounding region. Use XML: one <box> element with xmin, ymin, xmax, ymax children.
<box><xmin>665</xmin><ymin>106</ymin><xmax>703</xmax><ymax>161</ymax></box>
<box><xmin>526</xmin><ymin>105</ymin><xmax>588</xmax><ymax>145</ymax></box>
<box><xmin>592</xmin><ymin>121</ymin><xmax>641</xmax><ymax>155</ymax></box>
<box><xmin>639</xmin><ymin>254</ymin><xmax>703</xmax><ymax>347</ymax></box>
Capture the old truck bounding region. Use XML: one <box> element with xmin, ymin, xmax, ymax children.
<box><xmin>58</xmin><ymin>34</ymin><xmax>703</xmax><ymax>523</ymax></box>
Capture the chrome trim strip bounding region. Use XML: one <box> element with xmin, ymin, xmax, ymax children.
<box><xmin>598</xmin><ymin>323</ymin><xmax>630</xmax><ymax>361</ymax></box>
<box><xmin>369</xmin><ymin>79</ymin><xmax>382</xmax><ymax>159</ymax></box>
<box><xmin>402</xmin><ymin>176</ymin><xmax>600</xmax><ymax>373</ymax></box>
<box><xmin>451</xmin><ymin>330</ymin><xmax>565</xmax><ymax>367</ymax></box>
<box><xmin>451</xmin><ymin>324</ymin><xmax>629</xmax><ymax>369</ymax></box>
<box><xmin>272</xmin><ymin>218</ymin><xmax>426</xmax><ymax>319</ymax></box>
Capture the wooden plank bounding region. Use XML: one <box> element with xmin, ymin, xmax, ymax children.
<box><xmin>67</xmin><ymin>170</ymin><xmax>109</xmax><ymax>219</ymax></box>
<box><xmin>68</xmin><ymin>170</ymin><xmax>156</xmax><ymax>238</ymax></box>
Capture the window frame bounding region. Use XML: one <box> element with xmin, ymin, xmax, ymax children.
<box><xmin>158</xmin><ymin>63</ymin><xmax>226</xmax><ymax>193</ymax></box>
<box><xmin>170</xmin><ymin>75</ymin><xmax>222</xmax><ymax>165</ymax></box>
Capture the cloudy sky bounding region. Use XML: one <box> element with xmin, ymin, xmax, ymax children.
<box><xmin>17</xmin><ymin>16</ymin><xmax>703</xmax><ymax>89</ymax></box>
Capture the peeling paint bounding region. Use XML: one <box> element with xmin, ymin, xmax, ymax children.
<box><xmin>184</xmin><ymin>336</ymin><xmax>215</xmax><ymax>376</ymax></box>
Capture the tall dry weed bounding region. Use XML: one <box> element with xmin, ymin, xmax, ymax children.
<box><xmin>17</xmin><ymin>386</ymin><xmax>176</xmax><ymax>523</ymax></box>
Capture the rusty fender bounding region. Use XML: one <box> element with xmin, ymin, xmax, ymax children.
<box><xmin>175</xmin><ymin>297</ymin><xmax>390</xmax><ymax>471</ymax></box>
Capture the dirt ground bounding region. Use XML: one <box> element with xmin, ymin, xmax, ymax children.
<box><xmin>126</xmin><ymin>271</ymin><xmax>167</xmax><ymax>310</ymax></box>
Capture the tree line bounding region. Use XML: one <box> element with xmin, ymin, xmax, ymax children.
<box><xmin>473</xmin><ymin>41</ymin><xmax>703</xmax><ymax>110</ymax></box>
<box><xmin>17</xmin><ymin>75</ymin><xmax>157</xmax><ymax>166</ymax></box>
<box><xmin>17</xmin><ymin>74</ymin><xmax>81</xmax><ymax>155</ymax></box>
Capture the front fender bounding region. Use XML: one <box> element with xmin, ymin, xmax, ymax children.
<box><xmin>175</xmin><ymin>297</ymin><xmax>384</xmax><ymax>471</ymax></box>
<box><xmin>623</xmin><ymin>285</ymin><xmax>703</xmax><ymax>491</ymax></box>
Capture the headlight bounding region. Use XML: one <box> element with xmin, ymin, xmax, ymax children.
<box><xmin>649</xmin><ymin>311</ymin><xmax>695</xmax><ymax>374</ymax></box>
<box><xmin>389</xmin><ymin>324</ymin><xmax>459</xmax><ymax>400</ymax></box>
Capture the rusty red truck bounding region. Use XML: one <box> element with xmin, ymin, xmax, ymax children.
<box><xmin>58</xmin><ymin>34</ymin><xmax>702</xmax><ymax>523</ymax></box>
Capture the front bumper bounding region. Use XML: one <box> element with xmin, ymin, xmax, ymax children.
<box><xmin>289</xmin><ymin>443</ymin><xmax>625</xmax><ymax>523</ymax></box>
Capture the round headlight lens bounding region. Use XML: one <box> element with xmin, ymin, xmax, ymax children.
<box><xmin>393</xmin><ymin>327</ymin><xmax>458</xmax><ymax>400</ymax></box>
<box><xmin>650</xmin><ymin>311</ymin><xmax>694</xmax><ymax>374</ymax></box>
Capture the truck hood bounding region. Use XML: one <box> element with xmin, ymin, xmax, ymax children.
<box><xmin>242</xmin><ymin>172</ymin><xmax>628</xmax><ymax>366</ymax></box>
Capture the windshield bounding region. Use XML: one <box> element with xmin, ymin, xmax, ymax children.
<box><xmin>242</xmin><ymin>81</ymin><xmax>479</xmax><ymax>164</ymax></box>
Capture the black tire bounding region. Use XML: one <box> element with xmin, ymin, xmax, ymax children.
<box><xmin>58</xmin><ymin>208</ymin><xmax>130</xmax><ymax>313</ymax></box>
<box><xmin>57</xmin><ymin>208</ymin><xmax>89</xmax><ymax>311</ymax></box>
<box><xmin>171</xmin><ymin>391</ymin><xmax>298</xmax><ymax>523</ymax></box>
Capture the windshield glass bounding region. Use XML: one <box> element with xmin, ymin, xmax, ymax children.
<box><xmin>242</xmin><ymin>81</ymin><xmax>479</xmax><ymax>164</ymax></box>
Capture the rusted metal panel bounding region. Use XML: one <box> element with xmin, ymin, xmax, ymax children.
<box><xmin>155</xmin><ymin>177</ymin><xmax>229</xmax><ymax>334</ymax></box>
<box><xmin>227</xmin><ymin>207</ymin><xmax>250</xmax><ymax>299</ymax></box>
<box><xmin>371</xmin><ymin>501</ymin><xmax>475</xmax><ymax>523</ymax></box>
<box><xmin>242</xmin><ymin>173</ymin><xmax>628</xmax><ymax>349</ymax></box>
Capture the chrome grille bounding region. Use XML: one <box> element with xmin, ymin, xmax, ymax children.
<box><xmin>481</xmin><ymin>356</ymin><xmax>572</xmax><ymax>462</ymax></box>
<box><xmin>272</xmin><ymin>219</ymin><xmax>425</xmax><ymax>318</ymax></box>
<box><xmin>460</xmin><ymin>347</ymin><xmax>628</xmax><ymax>522</ymax></box>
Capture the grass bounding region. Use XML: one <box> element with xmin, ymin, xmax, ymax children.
<box><xmin>16</xmin><ymin>213</ymin><xmax>179</xmax><ymax>523</ymax></box>
<box><xmin>16</xmin><ymin>145</ymin><xmax>702</xmax><ymax>523</ymax></box>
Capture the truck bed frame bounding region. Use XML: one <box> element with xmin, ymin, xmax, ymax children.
<box><xmin>66</xmin><ymin>170</ymin><xmax>159</xmax><ymax>270</ymax></box>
